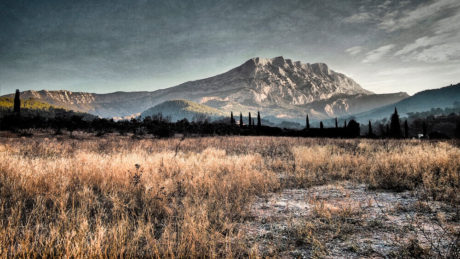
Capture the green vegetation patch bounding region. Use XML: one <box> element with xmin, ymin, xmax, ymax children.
<box><xmin>162</xmin><ymin>99</ymin><xmax>224</xmax><ymax>115</ymax></box>
<box><xmin>0</xmin><ymin>97</ymin><xmax>61</xmax><ymax>110</ymax></box>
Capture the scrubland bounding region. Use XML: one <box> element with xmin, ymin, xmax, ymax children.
<box><xmin>0</xmin><ymin>133</ymin><xmax>459</xmax><ymax>258</ymax></box>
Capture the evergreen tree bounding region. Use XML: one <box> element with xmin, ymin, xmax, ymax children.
<box><xmin>368</xmin><ymin>121</ymin><xmax>373</xmax><ymax>137</ymax></box>
<box><xmin>455</xmin><ymin>120</ymin><xmax>460</xmax><ymax>139</ymax></box>
<box><xmin>306</xmin><ymin>114</ymin><xmax>310</xmax><ymax>129</ymax></box>
<box><xmin>335</xmin><ymin>118</ymin><xmax>338</xmax><ymax>128</ymax></box>
<box><xmin>320</xmin><ymin>121</ymin><xmax>324</xmax><ymax>129</ymax></box>
<box><xmin>347</xmin><ymin>120</ymin><xmax>361</xmax><ymax>137</ymax></box>
<box><xmin>422</xmin><ymin>121</ymin><xmax>427</xmax><ymax>138</ymax></box>
<box><xmin>343</xmin><ymin>120</ymin><xmax>347</xmax><ymax>128</ymax></box>
<box><xmin>252</xmin><ymin>118</ymin><xmax>255</xmax><ymax>126</ymax></box>
<box><xmin>390</xmin><ymin>107</ymin><xmax>402</xmax><ymax>138</ymax></box>
<box><xmin>248</xmin><ymin>112</ymin><xmax>252</xmax><ymax>126</ymax></box>
<box><xmin>386</xmin><ymin>124</ymin><xmax>390</xmax><ymax>137</ymax></box>
<box><xmin>257</xmin><ymin>111</ymin><xmax>261</xmax><ymax>128</ymax></box>
<box><xmin>378</xmin><ymin>123</ymin><xmax>385</xmax><ymax>137</ymax></box>
<box><xmin>239</xmin><ymin>112</ymin><xmax>243</xmax><ymax>127</ymax></box>
<box><xmin>230</xmin><ymin>112</ymin><xmax>234</xmax><ymax>125</ymax></box>
<box><xmin>14</xmin><ymin>89</ymin><xmax>20</xmax><ymax>114</ymax></box>
<box><xmin>404</xmin><ymin>120</ymin><xmax>409</xmax><ymax>138</ymax></box>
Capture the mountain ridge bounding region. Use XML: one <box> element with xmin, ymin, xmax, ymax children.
<box><xmin>3</xmin><ymin>57</ymin><xmax>408</xmax><ymax>119</ymax></box>
<box><xmin>349</xmin><ymin>83</ymin><xmax>460</xmax><ymax>123</ymax></box>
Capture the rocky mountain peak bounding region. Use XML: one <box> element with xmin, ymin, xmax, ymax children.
<box><xmin>239</xmin><ymin>57</ymin><xmax>334</xmax><ymax>78</ymax></box>
<box><xmin>232</xmin><ymin>56</ymin><xmax>371</xmax><ymax>94</ymax></box>
<box><xmin>310</xmin><ymin>63</ymin><xmax>330</xmax><ymax>75</ymax></box>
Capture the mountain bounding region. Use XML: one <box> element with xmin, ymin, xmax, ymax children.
<box><xmin>140</xmin><ymin>100</ymin><xmax>225</xmax><ymax>122</ymax></box>
<box><xmin>149</xmin><ymin>57</ymin><xmax>371</xmax><ymax>111</ymax></box>
<box><xmin>298</xmin><ymin>92</ymin><xmax>408</xmax><ymax>121</ymax></box>
<box><xmin>2</xmin><ymin>57</ymin><xmax>408</xmax><ymax>120</ymax></box>
<box><xmin>350</xmin><ymin>83</ymin><xmax>460</xmax><ymax>122</ymax></box>
<box><xmin>141</xmin><ymin>56</ymin><xmax>407</xmax><ymax>121</ymax></box>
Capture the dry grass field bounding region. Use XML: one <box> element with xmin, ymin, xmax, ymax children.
<box><xmin>0</xmin><ymin>133</ymin><xmax>459</xmax><ymax>258</ymax></box>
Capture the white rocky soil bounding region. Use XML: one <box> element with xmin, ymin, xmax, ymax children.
<box><xmin>242</xmin><ymin>181</ymin><xmax>459</xmax><ymax>258</ymax></box>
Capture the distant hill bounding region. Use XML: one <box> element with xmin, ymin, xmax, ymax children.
<box><xmin>140</xmin><ymin>100</ymin><xmax>225</xmax><ymax>122</ymax></box>
<box><xmin>350</xmin><ymin>83</ymin><xmax>460</xmax><ymax>122</ymax></box>
<box><xmin>0</xmin><ymin>97</ymin><xmax>61</xmax><ymax>110</ymax></box>
<box><xmin>0</xmin><ymin>97</ymin><xmax>97</xmax><ymax>120</ymax></box>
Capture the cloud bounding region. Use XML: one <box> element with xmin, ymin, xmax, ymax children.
<box><xmin>343</xmin><ymin>12</ymin><xmax>373</xmax><ymax>24</ymax></box>
<box><xmin>345</xmin><ymin>46</ymin><xmax>363</xmax><ymax>55</ymax></box>
<box><xmin>343</xmin><ymin>0</ymin><xmax>397</xmax><ymax>24</ymax></box>
<box><xmin>377</xmin><ymin>0</ymin><xmax>392</xmax><ymax>9</ymax></box>
<box><xmin>412</xmin><ymin>43</ymin><xmax>460</xmax><ymax>63</ymax></box>
<box><xmin>394</xmin><ymin>36</ymin><xmax>440</xmax><ymax>56</ymax></box>
<box><xmin>378</xmin><ymin>0</ymin><xmax>460</xmax><ymax>32</ymax></box>
<box><xmin>433</xmin><ymin>9</ymin><xmax>460</xmax><ymax>34</ymax></box>
<box><xmin>376</xmin><ymin>65</ymin><xmax>446</xmax><ymax>76</ymax></box>
<box><xmin>394</xmin><ymin>9</ymin><xmax>460</xmax><ymax>62</ymax></box>
<box><xmin>362</xmin><ymin>44</ymin><xmax>395</xmax><ymax>63</ymax></box>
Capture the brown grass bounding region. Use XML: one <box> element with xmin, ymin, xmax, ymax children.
<box><xmin>0</xmin><ymin>135</ymin><xmax>459</xmax><ymax>257</ymax></box>
<box><xmin>291</xmin><ymin>140</ymin><xmax>460</xmax><ymax>201</ymax></box>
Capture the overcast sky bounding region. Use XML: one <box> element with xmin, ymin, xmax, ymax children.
<box><xmin>1</xmin><ymin>0</ymin><xmax>460</xmax><ymax>95</ymax></box>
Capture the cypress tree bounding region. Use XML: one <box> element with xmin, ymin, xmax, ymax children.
<box><xmin>239</xmin><ymin>112</ymin><xmax>243</xmax><ymax>127</ymax></box>
<box><xmin>390</xmin><ymin>107</ymin><xmax>402</xmax><ymax>138</ymax></box>
<box><xmin>455</xmin><ymin>120</ymin><xmax>460</xmax><ymax>139</ymax></box>
<box><xmin>368</xmin><ymin>121</ymin><xmax>373</xmax><ymax>137</ymax></box>
<box><xmin>306</xmin><ymin>114</ymin><xmax>310</xmax><ymax>129</ymax></box>
<box><xmin>320</xmin><ymin>121</ymin><xmax>324</xmax><ymax>129</ymax></box>
<box><xmin>378</xmin><ymin>123</ymin><xmax>385</xmax><ymax>137</ymax></box>
<box><xmin>343</xmin><ymin>120</ymin><xmax>347</xmax><ymax>128</ymax></box>
<box><xmin>14</xmin><ymin>89</ymin><xmax>20</xmax><ymax>114</ymax></box>
<box><xmin>404</xmin><ymin>120</ymin><xmax>409</xmax><ymax>138</ymax></box>
<box><xmin>422</xmin><ymin>121</ymin><xmax>427</xmax><ymax>138</ymax></box>
<box><xmin>335</xmin><ymin>118</ymin><xmax>338</xmax><ymax>128</ymax></box>
<box><xmin>347</xmin><ymin>120</ymin><xmax>361</xmax><ymax>137</ymax></box>
<box><xmin>248</xmin><ymin>112</ymin><xmax>252</xmax><ymax>126</ymax></box>
<box><xmin>257</xmin><ymin>111</ymin><xmax>261</xmax><ymax>128</ymax></box>
<box><xmin>252</xmin><ymin>118</ymin><xmax>255</xmax><ymax>126</ymax></box>
<box><xmin>230</xmin><ymin>112</ymin><xmax>234</xmax><ymax>125</ymax></box>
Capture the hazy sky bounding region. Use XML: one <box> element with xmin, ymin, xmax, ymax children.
<box><xmin>1</xmin><ymin>0</ymin><xmax>460</xmax><ymax>95</ymax></box>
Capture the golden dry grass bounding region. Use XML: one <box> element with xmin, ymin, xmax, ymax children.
<box><xmin>291</xmin><ymin>140</ymin><xmax>460</xmax><ymax>201</ymax></box>
<box><xmin>0</xmin><ymin>135</ymin><xmax>459</xmax><ymax>257</ymax></box>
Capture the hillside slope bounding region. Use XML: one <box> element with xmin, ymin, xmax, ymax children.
<box><xmin>351</xmin><ymin>83</ymin><xmax>460</xmax><ymax>122</ymax></box>
<box><xmin>140</xmin><ymin>100</ymin><xmax>225</xmax><ymax>122</ymax></box>
<box><xmin>0</xmin><ymin>97</ymin><xmax>62</xmax><ymax>110</ymax></box>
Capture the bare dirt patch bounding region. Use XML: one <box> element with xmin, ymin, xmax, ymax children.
<box><xmin>243</xmin><ymin>181</ymin><xmax>459</xmax><ymax>258</ymax></box>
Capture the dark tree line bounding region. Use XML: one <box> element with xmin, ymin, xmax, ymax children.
<box><xmin>3</xmin><ymin>106</ymin><xmax>454</xmax><ymax>139</ymax></box>
<box><xmin>301</xmin><ymin>118</ymin><xmax>360</xmax><ymax>138</ymax></box>
<box><xmin>1</xmin><ymin>109</ymin><xmax>361</xmax><ymax>138</ymax></box>
<box><xmin>364</xmin><ymin>107</ymin><xmax>459</xmax><ymax>139</ymax></box>
<box><xmin>2</xmin><ymin>90</ymin><xmax>459</xmax><ymax>139</ymax></box>
<box><xmin>363</xmin><ymin>108</ymin><xmax>411</xmax><ymax>138</ymax></box>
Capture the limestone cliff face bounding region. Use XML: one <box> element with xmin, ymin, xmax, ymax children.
<box><xmin>160</xmin><ymin>56</ymin><xmax>372</xmax><ymax>108</ymax></box>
